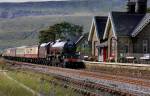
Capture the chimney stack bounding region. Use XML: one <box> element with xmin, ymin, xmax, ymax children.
<box><xmin>136</xmin><ymin>0</ymin><xmax>147</xmax><ymax>14</ymax></box>
<box><xmin>126</xmin><ymin>0</ymin><xmax>136</xmax><ymax>14</ymax></box>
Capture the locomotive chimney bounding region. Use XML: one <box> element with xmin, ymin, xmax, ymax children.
<box><xmin>126</xmin><ymin>0</ymin><xmax>136</xmax><ymax>14</ymax></box>
<box><xmin>135</xmin><ymin>0</ymin><xmax>147</xmax><ymax>14</ymax></box>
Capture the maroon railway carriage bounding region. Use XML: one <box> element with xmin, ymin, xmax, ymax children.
<box><xmin>39</xmin><ymin>42</ymin><xmax>52</xmax><ymax>59</ymax></box>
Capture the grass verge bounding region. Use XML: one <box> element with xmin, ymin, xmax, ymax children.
<box><xmin>0</xmin><ymin>59</ymin><xmax>80</xmax><ymax>96</ymax></box>
<box><xmin>0</xmin><ymin>72</ymin><xmax>34</xmax><ymax>96</ymax></box>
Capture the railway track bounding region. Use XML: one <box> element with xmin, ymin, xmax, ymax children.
<box><xmin>5</xmin><ymin>60</ymin><xmax>150</xmax><ymax>96</ymax></box>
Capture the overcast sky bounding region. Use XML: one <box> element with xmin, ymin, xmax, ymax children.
<box><xmin>0</xmin><ymin>0</ymin><xmax>73</xmax><ymax>2</ymax></box>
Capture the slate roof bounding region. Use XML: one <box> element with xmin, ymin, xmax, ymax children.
<box><xmin>132</xmin><ymin>13</ymin><xmax>150</xmax><ymax>37</ymax></box>
<box><xmin>94</xmin><ymin>16</ymin><xmax>107</xmax><ymax>39</ymax></box>
<box><xmin>110</xmin><ymin>12</ymin><xmax>145</xmax><ymax>36</ymax></box>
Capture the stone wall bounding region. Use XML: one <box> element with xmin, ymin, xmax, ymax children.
<box><xmin>84</xmin><ymin>61</ymin><xmax>150</xmax><ymax>80</ymax></box>
<box><xmin>133</xmin><ymin>23</ymin><xmax>150</xmax><ymax>53</ymax></box>
<box><xmin>91</xmin><ymin>27</ymin><xmax>99</xmax><ymax>57</ymax></box>
<box><xmin>117</xmin><ymin>37</ymin><xmax>133</xmax><ymax>57</ymax></box>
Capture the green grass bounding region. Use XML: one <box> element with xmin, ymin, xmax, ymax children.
<box><xmin>0</xmin><ymin>62</ymin><xmax>80</xmax><ymax>96</ymax></box>
<box><xmin>8</xmin><ymin>71</ymin><xmax>51</xmax><ymax>95</ymax></box>
<box><xmin>0</xmin><ymin>72</ymin><xmax>34</xmax><ymax>96</ymax></box>
<box><xmin>8</xmin><ymin>70</ymin><xmax>78</xmax><ymax>96</ymax></box>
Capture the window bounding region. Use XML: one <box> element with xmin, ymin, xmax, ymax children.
<box><xmin>143</xmin><ymin>40</ymin><xmax>148</xmax><ymax>53</ymax></box>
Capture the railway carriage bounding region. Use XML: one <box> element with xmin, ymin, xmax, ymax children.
<box><xmin>38</xmin><ymin>42</ymin><xmax>54</xmax><ymax>64</ymax></box>
<box><xmin>2</xmin><ymin>48</ymin><xmax>11</xmax><ymax>59</ymax></box>
<box><xmin>16</xmin><ymin>46</ymin><xmax>26</xmax><ymax>57</ymax></box>
<box><xmin>15</xmin><ymin>46</ymin><xmax>26</xmax><ymax>61</ymax></box>
<box><xmin>3</xmin><ymin>38</ymin><xmax>85</xmax><ymax>69</ymax></box>
<box><xmin>39</xmin><ymin>42</ymin><xmax>52</xmax><ymax>59</ymax></box>
<box><xmin>24</xmin><ymin>45</ymin><xmax>39</xmax><ymax>58</ymax></box>
<box><xmin>39</xmin><ymin>43</ymin><xmax>48</xmax><ymax>59</ymax></box>
<box><xmin>10</xmin><ymin>48</ymin><xmax>16</xmax><ymax>57</ymax></box>
<box><xmin>7</xmin><ymin>48</ymin><xmax>16</xmax><ymax>60</ymax></box>
<box><xmin>24</xmin><ymin>45</ymin><xmax>39</xmax><ymax>63</ymax></box>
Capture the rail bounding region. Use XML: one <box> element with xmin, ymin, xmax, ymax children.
<box><xmin>5</xmin><ymin>60</ymin><xmax>150</xmax><ymax>96</ymax></box>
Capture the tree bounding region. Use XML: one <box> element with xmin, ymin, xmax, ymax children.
<box><xmin>39</xmin><ymin>22</ymin><xmax>83</xmax><ymax>43</ymax></box>
<box><xmin>39</xmin><ymin>27</ymin><xmax>56</xmax><ymax>44</ymax></box>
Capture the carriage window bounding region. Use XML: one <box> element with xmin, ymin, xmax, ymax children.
<box><xmin>143</xmin><ymin>40</ymin><xmax>148</xmax><ymax>53</ymax></box>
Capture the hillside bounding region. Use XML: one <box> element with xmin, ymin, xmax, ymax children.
<box><xmin>0</xmin><ymin>16</ymin><xmax>92</xmax><ymax>50</ymax></box>
<box><xmin>0</xmin><ymin>0</ymin><xmax>125</xmax><ymax>18</ymax></box>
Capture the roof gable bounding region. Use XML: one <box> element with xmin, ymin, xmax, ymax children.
<box><xmin>110</xmin><ymin>12</ymin><xmax>144</xmax><ymax>37</ymax></box>
<box><xmin>103</xmin><ymin>13</ymin><xmax>117</xmax><ymax>39</ymax></box>
<box><xmin>88</xmin><ymin>16</ymin><xmax>107</xmax><ymax>41</ymax></box>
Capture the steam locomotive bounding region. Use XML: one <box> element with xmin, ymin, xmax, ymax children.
<box><xmin>2</xmin><ymin>39</ymin><xmax>85</xmax><ymax>69</ymax></box>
